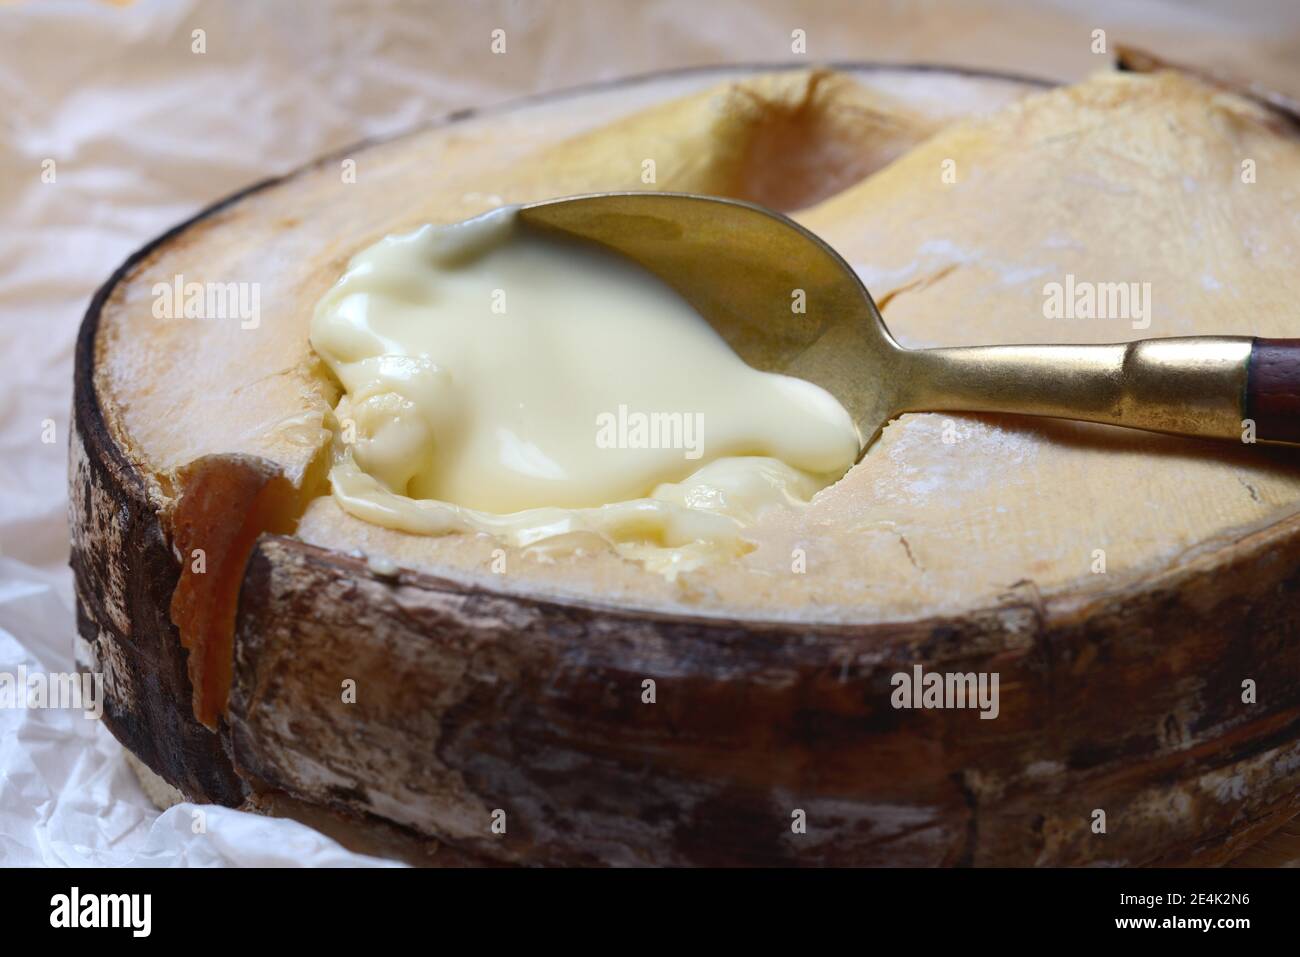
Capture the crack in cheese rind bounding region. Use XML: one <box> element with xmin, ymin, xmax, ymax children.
<box><xmin>310</xmin><ymin>207</ymin><xmax>859</xmax><ymax>573</ymax></box>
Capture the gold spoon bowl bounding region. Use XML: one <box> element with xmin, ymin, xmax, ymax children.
<box><xmin>519</xmin><ymin>192</ymin><xmax>1273</xmax><ymax>456</ymax></box>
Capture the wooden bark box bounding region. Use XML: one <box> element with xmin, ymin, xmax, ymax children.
<box><xmin>71</xmin><ymin>63</ymin><xmax>1300</xmax><ymax>866</ymax></box>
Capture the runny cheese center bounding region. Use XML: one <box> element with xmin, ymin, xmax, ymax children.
<box><xmin>310</xmin><ymin>207</ymin><xmax>859</xmax><ymax>563</ymax></box>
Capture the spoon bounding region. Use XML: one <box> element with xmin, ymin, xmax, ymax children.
<box><xmin>518</xmin><ymin>191</ymin><xmax>1300</xmax><ymax>456</ymax></box>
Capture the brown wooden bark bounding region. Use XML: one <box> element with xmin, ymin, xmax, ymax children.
<box><xmin>223</xmin><ymin>532</ymin><xmax>1300</xmax><ymax>866</ymax></box>
<box><xmin>70</xmin><ymin>253</ymin><xmax>250</xmax><ymax>805</ymax></box>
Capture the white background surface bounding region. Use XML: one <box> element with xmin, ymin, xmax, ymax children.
<box><xmin>1</xmin><ymin>0</ymin><xmax>1297</xmax><ymax>867</ymax></box>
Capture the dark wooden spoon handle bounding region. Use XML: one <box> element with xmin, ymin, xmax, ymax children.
<box><xmin>1247</xmin><ymin>338</ymin><xmax>1300</xmax><ymax>443</ymax></box>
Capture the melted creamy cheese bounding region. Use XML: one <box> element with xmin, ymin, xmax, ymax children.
<box><xmin>310</xmin><ymin>207</ymin><xmax>859</xmax><ymax>575</ymax></box>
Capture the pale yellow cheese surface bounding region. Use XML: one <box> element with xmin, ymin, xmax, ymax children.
<box><xmin>297</xmin><ymin>69</ymin><xmax>1300</xmax><ymax>620</ymax></box>
<box><xmin>96</xmin><ymin>67</ymin><xmax>1300</xmax><ymax>621</ymax></box>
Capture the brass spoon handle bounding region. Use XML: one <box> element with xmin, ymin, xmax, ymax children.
<box><xmin>899</xmin><ymin>335</ymin><xmax>1296</xmax><ymax>444</ymax></box>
